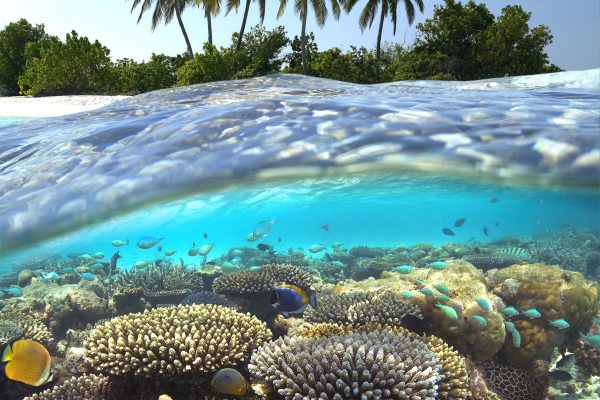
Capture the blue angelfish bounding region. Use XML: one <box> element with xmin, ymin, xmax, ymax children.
<box><xmin>271</xmin><ymin>284</ymin><xmax>317</xmax><ymax>317</ymax></box>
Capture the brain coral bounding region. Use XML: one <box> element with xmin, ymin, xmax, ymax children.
<box><xmin>476</xmin><ymin>359</ymin><xmax>548</xmax><ymax>400</ymax></box>
<box><xmin>249</xmin><ymin>328</ymin><xmax>442</xmax><ymax>399</ymax></box>
<box><xmin>212</xmin><ymin>263</ymin><xmax>314</xmax><ymax>298</ymax></box>
<box><xmin>304</xmin><ymin>291</ymin><xmax>422</xmax><ymax>327</ymax></box>
<box><xmin>23</xmin><ymin>374</ymin><xmax>121</xmax><ymax>400</ymax></box>
<box><xmin>84</xmin><ymin>304</ymin><xmax>271</xmax><ymax>378</ymax></box>
<box><xmin>0</xmin><ymin>320</ymin><xmax>23</xmax><ymax>347</ymax></box>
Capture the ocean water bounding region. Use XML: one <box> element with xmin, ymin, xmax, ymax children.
<box><xmin>0</xmin><ymin>71</ymin><xmax>599</xmax><ymax>399</ymax></box>
<box><xmin>0</xmin><ymin>117</ymin><xmax>32</xmax><ymax>127</ymax></box>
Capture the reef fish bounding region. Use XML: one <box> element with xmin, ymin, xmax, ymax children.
<box><xmin>549</xmin><ymin>369</ymin><xmax>572</xmax><ymax>381</ymax></box>
<box><xmin>331</xmin><ymin>242</ymin><xmax>343</xmax><ymax>249</ymax></box>
<box><xmin>41</xmin><ymin>272</ymin><xmax>60</xmax><ymax>281</ymax></box>
<box><xmin>332</xmin><ymin>261</ymin><xmax>346</xmax><ymax>268</ymax></box>
<box><xmin>511</xmin><ymin>328</ymin><xmax>522</xmax><ymax>347</ymax></box>
<box><xmin>418</xmin><ymin>288</ymin><xmax>434</xmax><ymax>296</ymax></box>
<box><xmin>92</xmin><ymin>252</ymin><xmax>104</xmax><ymax>259</ymax></box>
<box><xmin>110</xmin><ymin>251</ymin><xmax>121</xmax><ymax>272</ymax></box>
<box><xmin>550</xmin><ymin>319</ymin><xmax>570</xmax><ymax>330</ymax></box>
<box><xmin>454</xmin><ymin>218</ymin><xmax>466</xmax><ymax>227</ymax></box>
<box><xmin>321</xmin><ymin>224</ymin><xmax>329</xmax><ymax>232</ymax></box>
<box><xmin>501</xmin><ymin>306</ymin><xmax>519</xmax><ymax>318</ymax></box>
<box><xmin>436</xmin><ymin>303</ymin><xmax>458</xmax><ymax>320</ymax></box>
<box><xmin>475</xmin><ymin>298</ymin><xmax>490</xmax><ymax>312</ymax></box>
<box><xmin>435</xmin><ymin>295</ymin><xmax>450</xmax><ymax>303</ymax></box>
<box><xmin>111</xmin><ymin>239</ymin><xmax>129</xmax><ymax>247</ymax></box>
<box><xmin>442</xmin><ymin>228</ymin><xmax>455</xmax><ymax>236</ymax></box>
<box><xmin>247</xmin><ymin>219</ymin><xmax>278</xmax><ymax>242</ymax></box>
<box><xmin>482</xmin><ymin>226</ymin><xmax>489</xmax><ymax>236</ymax></box>
<box><xmin>188</xmin><ymin>244</ymin><xmax>199</xmax><ymax>256</ymax></box>
<box><xmin>308</xmin><ymin>244</ymin><xmax>327</xmax><ymax>253</ymax></box>
<box><xmin>2</xmin><ymin>339</ymin><xmax>53</xmax><ymax>386</ymax></box>
<box><xmin>78</xmin><ymin>272</ymin><xmax>95</xmax><ymax>281</ymax></box>
<box><xmin>400</xmin><ymin>291</ymin><xmax>414</xmax><ymax>299</ymax></box>
<box><xmin>2</xmin><ymin>287</ymin><xmax>23</xmax><ymax>297</ymax></box>
<box><xmin>592</xmin><ymin>317</ymin><xmax>600</xmax><ymax>325</ymax></box>
<box><xmin>579</xmin><ymin>333</ymin><xmax>600</xmax><ymax>349</ymax></box>
<box><xmin>393</xmin><ymin>265</ymin><xmax>412</xmax><ymax>274</ymax></box>
<box><xmin>211</xmin><ymin>368</ymin><xmax>249</xmax><ymax>396</ymax></box>
<box><xmin>522</xmin><ymin>308</ymin><xmax>542</xmax><ymax>319</ymax></box>
<box><xmin>78</xmin><ymin>254</ymin><xmax>93</xmax><ymax>261</ymax></box>
<box><xmin>489</xmin><ymin>198</ymin><xmax>500</xmax><ymax>203</ymax></box>
<box><xmin>133</xmin><ymin>260</ymin><xmax>149</xmax><ymax>269</ymax></box>
<box><xmin>164</xmin><ymin>249</ymin><xmax>177</xmax><ymax>256</ymax></box>
<box><xmin>504</xmin><ymin>321</ymin><xmax>516</xmax><ymax>333</ymax></box>
<box><xmin>272</xmin><ymin>284</ymin><xmax>317</xmax><ymax>317</ymax></box>
<box><xmin>428</xmin><ymin>261</ymin><xmax>448</xmax><ymax>270</ymax></box>
<box><xmin>136</xmin><ymin>236</ymin><xmax>163</xmax><ymax>249</ymax></box>
<box><xmin>472</xmin><ymin>315</ymin><xmax>488</xmax><ymax>328</ymax></box>
<box><xmin>433</xmin><ymin>284</ymin><xmax>449</xmax><ymax>295</ymax></box>
<box><xmin>197</xmin><ymin>243</ymin><xmax>214</xmax><ymax>256</ymax></box>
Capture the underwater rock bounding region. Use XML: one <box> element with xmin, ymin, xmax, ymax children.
<box><xmin>489</xmin><ymin>263</ymin><xmax>599</xmax><ymax>368</ymax></box>
<box><xmin>84</xmin><ymin>304</ymin><xmax>271</xmax><ymax>378</ymax></box>
<box><xmin>249</xmin><ymin>327</ymin><xmax>442</xmax><ymax>399</ymax></box>
<box><xmin>17</xmin><ymin>270</ymin><xmax>35</xmax><ymax>288</ymax></box>
<box><xmin>330</xmin><ymin>260</ymin><xmax>506</xmax><ymax>362</ymax></box>
<box><xmin>112</xmin><ymin>287</ymin><xmax>147</xmax><ymax>315</ymax></box>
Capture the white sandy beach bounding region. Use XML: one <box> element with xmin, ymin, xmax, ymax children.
<box><xmin>0</xmin><ymin>95</ymin><xmax>128</xmax><ymax>117</ymax></box>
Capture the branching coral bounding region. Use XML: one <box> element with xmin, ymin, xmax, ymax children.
<box><xmin>84</xmin><ymin>304</ymin><xmax>271</xmax><ymax>378</ymax></box>
<box><xmin>1</xmin><ymin>306</ymin><xmax>54</xmax><ymax>347</ymax></box>
<box><xmin>249</xmin><ymin>328</ymin><xmax>442</xmax><ymax>399</ymax></box>
<box><xmin>0</xmin><ymin>320</ymin><xmax>22</xmax><ymax>347</ymax></box>
<box><xmin>212</xmin><ymin>263</ymin><xmax>314</xmax><ymax>298</ymax></box>
<box><xmin>23</xmin><ymin>374</ymin><xmax>121</xmax><ymax>400</ymax></box>
<box><xmin>304</xmin><ymin>291</ymin><xmax>422</xmax><ymax>327</ymax></box>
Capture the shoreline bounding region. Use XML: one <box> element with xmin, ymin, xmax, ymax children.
<box><xmin>0</xmin><ymin>95</ymin><xmax>129</xmax><ymax>118</ymax></box>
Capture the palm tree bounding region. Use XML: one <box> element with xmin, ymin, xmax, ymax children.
<box><xmin>277</xmin><ymin>0</ymin><xmax>342</xmax><ymax>74</ymax></box>
<box><xmin>344</xmin><ymin>0</ymin><xmax>424</xmax><ymax>61</ymax></box>
<box><xmin>226</xmin><ymin>0</ymin><xmax>266</xmax><ymax>51</ymax></box>
<box><xmin>131</xmin><ymin>0</ymin><xmax>194</xmax><ymax>59</ymax></box>
<box><xmin>193</xmin><ymin>0</ymin><xmax>222</xmax><ymax>45</ymax></box>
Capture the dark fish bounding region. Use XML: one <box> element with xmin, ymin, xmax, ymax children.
<box><xmin>474</xmin><ymin>246</ymin><xmax>481</xmax><ymax>254</ymax></box>
<box><xmin>454</xmin><ymin>218</ymin><xmax>466</xmax><ymax>227</ymax></box>
<box><xmin>257</xmin><ymin>243</ymin><xmax>270</xmax><ymax>251</ymax></box>
<box><xmin>277</xmin><ymin>237</ymin><xmax>282</xmax><ymax>243</ymax></box>
<box><xmin>556</xmin><ymin>353</ymin><xmax>575</xmax><ymax>369</ymax></box>
<box><xmin>489</xmin><ymin>198</ymin><xmax>500</xmax><ymax>204</ymax></box>
<box><xmin>157</xmin><ymin>245</ymin><xmax>162</xmax><ymax>252</ymax></box>
<box><xmin>271</xmin><ymin>284</ymin><xmax>317</xmax><ymax>317</ymax></box>
<box><xmin>482</xmin><ymin>226</ymin><xmax>489</xmax><ymax>236</ymax></box>
<box><xmin>203</xmin><ymin>232</ymin><xmax>208</xmax><ymax>239</ymax></box>
<box><xmin>287</xmin><ymin>247</ymin><xmax>293</xmax><ymax>255</ymax></box>
<box><xmin>495</xmin><ymin>220</ymin><xmax>500</xmax><ymax>227</ymax></box>
<box><xmin>400</xmin><ymin>314</ymin><xmax>427</xmax><ymax>335</ymax></box>
<box><xmin>110</xmin><ymin>251</ymin><xmax>122</xmax><ymax>272</ymax></box>
<box><xmin>549</xmin><ymin>369</ymin><xmax>572</xmax><ymax>381</ymax></box>
<box><xmin>442</xmin><ymin>227</ymin><xmax>455</xmax><ymax>236</ymax></box>
<box><xmin>321</xmin><ymin>224</ymin><xmax>329</xmax><ymax>232</ymax></box>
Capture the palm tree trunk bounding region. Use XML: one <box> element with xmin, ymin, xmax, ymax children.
<box><xmin>376</xmin><ymin>2</ymin><xmax>385</xmax><ymax>61</ymax></box>
<box><xmin>175</xmin><ymin>3</ymin><xmax>194</xmax><ymax>59</ymax></box>
<box><xmin>206</xmin><ymin>9</ymin><xmax>213</xmax><ymax>45</ymax></box>
<box><xmin>236</xmin><ymin>0</ymin><xmax>252</xmax><ymax>51</ymax></box>
<box><xmin>301</xmin><ymin>8</ymin><xmax>308</xmax><ymax>74</ymax></box>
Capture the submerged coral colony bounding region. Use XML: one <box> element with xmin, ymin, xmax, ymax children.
<box><xmin>0</xmin><ymin>223</ymin><xmax>599</xmax><ymax>400</ymax></box>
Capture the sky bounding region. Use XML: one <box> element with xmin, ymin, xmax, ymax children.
<box><xmin>0</xmin><ymin>0</ymin><xmax>598</xmax><ymax>71</ymax></box>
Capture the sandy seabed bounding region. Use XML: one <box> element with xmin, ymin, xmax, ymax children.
<box><xmin>0</xmin><ymin>95</ymin><xmax>128</xmax><ymax>117</ymax></box>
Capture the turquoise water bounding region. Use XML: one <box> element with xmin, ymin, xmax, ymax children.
<box><xmin>0</xmin><ymin>117</ymin><xmax>32</xmax><ymax>127</ymax></box>
<box><xmin>0</xmin><ymin>72</ymin><xmax>599</xmax><ymax>399</ymax></box>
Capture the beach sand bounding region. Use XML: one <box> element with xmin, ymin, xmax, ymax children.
<box><xmin>0</xmin><ymin>95</ymin><xmax>128</xmax><ymax>117</ymax></box>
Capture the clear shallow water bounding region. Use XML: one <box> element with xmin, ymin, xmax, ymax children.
<box><xmin>0</xmin><ymin>117</ymin><xmax>33</xmax><ymax>127</ymax></box>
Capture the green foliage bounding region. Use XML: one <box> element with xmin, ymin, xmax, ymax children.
<box><xmin>0</xmin><ymin>19</ymin><xmax>48</xmax><ymax>94</ymax></box>
<box><xmin>18</xmin><ymin>31</ymin><xmax>113</xmax><ymax>96</ymax></box>
<box><xmin>285</xmin><ymin>33</ymin><xmax>318</xmax><ymax>73</ymax></box>
<box><xmin>176</xmin><ymin>25</ymin><xmax>289</xmax><ymax>85</ymax></box>
<box><xmin>395</xmin><ymin>0</ymin><xmax>558</xmax><ymax>80</ymax></box>
<box><xmin>109</xmin><ymin>53</ymin><xmax>183</xmax><ymax>94</ymax></box>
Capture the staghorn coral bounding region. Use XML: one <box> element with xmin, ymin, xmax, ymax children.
<box><xmin>113</xmin><ymin>264</ymin><xmax>203</xmax><ymax>305</ymax></box>
<box><xmin>180</xmin><ymin>291</ymin><xmax>235</xmax><ymax>308</ymax></box>
<box><xmin>84</xmin><ymin>304</ymin><xmax>271</xmax><ymax>378</ymax></box>
<box><xmin>476</xmin><ymin>359</ymin><xmax>548</xmax><ymax>400</ymax></box>
<box><xmin>304</xmin><ymin>291</ymin><xmax>422</xmax><ymax>327</ymax></box>
<box><xmin>23</xmin><ymin>374</ymin><xmax>121</xmax><ymax>400</ymax></box>
<box><xmin>249</xmin><ymin>328</ymin><xmax>442</xmax><ymax>399</ymax></box>
<box><xmin>288</xmin><ymin>323</ymin><xmax>469</xmax><ymax>400</ymax></box>
<box><xmin>462</xmin><ymin>254</ymin><xmax>523</xmax><ymax>271</ymax></box>
<box><xmin>212</xmin><ymin>263</ymin><xmax>314</xmax><ymax>298</ymax></box>
<box><xmin>0</xmin><ymin>320</ymin><xmax>23</xmax><ymax>347</ymax></box>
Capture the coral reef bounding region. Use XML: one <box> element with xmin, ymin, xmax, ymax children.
<box><xmin>0</xmin><ymin>320</ymin><xmax>23</xmax><ymax>347</ymax></box>
<box><xmin>304</xmin><ymin>291</ymin><xmax>422</xmax><ymax>327</ymax></box>
<box><xmin>249</xmin><ymin>327</ymin><xmax>442</xmax><ymax>399</ymax></box>
<box><xmin>17</xmin><ymin>270</ymin><xmax>35</xmax><ymax>288</ymax></box>
<box><xmin>1</xmin><ymin>305</ymin><xmax>54</xmax><ymax>347</ymax></box>
<box><xmin>112</xmin><ymin>287</ymin><xmax>147</xmax><ymax>315</ymax></box>
<box><xmin>476</xmin><ymin>359</ymin><xmax>548</xmax><ymax>400</ymax></box>
<box><xmin>23</xmin><ymin>374</ymin><xmax>121</xmax><ymax>400</ymax></box>
<box><xmin>571</xmin><ymin>341</ymin><xmax>600</xmax><ymax>377</ymax></box>
<box><xmin>84</xmin><ymin>304</ymin><xmax>271</xmax><ymax>378</ymax></box>
<box><xmin>489</xmin><ymin>264</ymin><xmax>599</xmax><ymax>368</ymax></box>
<box><xmin>179</xmin><ymin>291</ymin><xmax>235</xmax><ymax>308</ymax></box>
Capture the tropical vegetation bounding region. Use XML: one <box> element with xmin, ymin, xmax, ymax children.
<box><xmin>0</xmin><ymin>0</ymin><xmax>561</xmax><ymax>97</ymax></box>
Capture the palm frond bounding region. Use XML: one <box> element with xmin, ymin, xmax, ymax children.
<box><xmin>294</xmin><ymin>0</ymin><xmax>306</xmax><ymax>18</ymax></box>
<box><xmin>311</xmin><ymin>0</ymin><xmax>328</xmax><ymax>26</ymax></box>
<box><xmin>225</xmin><ymin>0</ymin><xmax>240</xmax><ymax>15</ymax></box>
<box><xmin>342</xmin><ymin>0</ymin><xmax>359</xmax><ymax>13</ymax></box>
<box><xmin>330</xmin><ymin>0</ymin><xmax>341</xmax><ymax>19</ymax></box>
<box><xmin>403</xmin><ymin>0</ymin><xmax>416</xmax><ymax>25</ymax></box>
<box><xmin>258</xmin><ymin>0</ymin><xmax>266</xmax><ymax>23</ymax></box>
<box><xmin>277</xmin><ymin>0</ymin><xmax>288</xmax><ymax>18</ymax></box>
<box><xmin>358</xmin><ymin>0</ymin><xmax>378</xmax><ymax>30</ymax></box>
<box><xmin>390</xmin><ymin>0</ymin><xmax>399</xmax><ymax>35</ymax></box>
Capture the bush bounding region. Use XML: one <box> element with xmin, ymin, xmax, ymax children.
<box><xmin>109</xmin><ymin>53</ymin><xmax>182</xmax><ymax>94</ymax></box>
<box><xmin>18</xmin><ymin>30</ymin><xmax>112</xmax><ymax>96</ymax></box>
